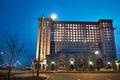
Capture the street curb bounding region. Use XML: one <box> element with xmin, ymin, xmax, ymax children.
<box><xmin>39</xmin><ymin>71</ymin><xmax>120</xmax><ymax>73</ymax></box>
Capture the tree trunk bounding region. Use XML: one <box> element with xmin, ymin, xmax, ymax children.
<box><xmin>8</xmin><ymin>67</ymin><xmax>11</xmax><ymax>80</ymax></box>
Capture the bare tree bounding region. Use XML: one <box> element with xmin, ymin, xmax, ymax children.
<box><xmin>1</xmin><ymin>33</ymin><xmax>25</xmax><ymax>80</ymax></box>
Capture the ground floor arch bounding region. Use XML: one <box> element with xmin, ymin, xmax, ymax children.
<box><xmin>69</xmin><ymin>57</ymin><xmax>75</xmax><ymax>70</ymax></box>
<box><xmin>42</xmin><ymin>52</ymin><xmax>116</xmax><ymax>71</ymax></box>
<box><xmin>51</xmin><ymin>64</ymin><xmax>55</xmax><ymax>70</ymax></box>
<box><xmin>96</xmin><ymin>58</ymin><xmax>103</xmax><ymax>70</ymax></box>
<box><xmin>59</xmin><ymin>58</ymin><xmax>66</xmax><ymax>70</ymax></box>
<box><xmin>78</xmin><ymin>58</ymin><xmax>84</xmax><ymax>68</ymax></box>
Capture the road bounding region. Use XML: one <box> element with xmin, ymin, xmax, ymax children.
<box><xmin>12</xmin><ymin>71</ymin><xmax>120</xmax><ymax>80</ymax></box>
<box><xmin>44</xmin><ymin>73</ymin><xmax>120</xmax><ymax>80</ymax></box>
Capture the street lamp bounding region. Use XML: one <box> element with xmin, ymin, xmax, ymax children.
<box><xmin>1</xmin><ymin>52</ymin><xmax>4</xmax><ymax>55</ymax></box>
<box><xmin>89</xmin><ymin>61</ymin><xmax>93</xmax><ymax>65</ymax></box>
<box><xmin>0</xmin><ymin>52</ymin><xmax>4</xmax><ymax>65</ymax></box>
<box><xmin>94</xmin><ymin>51</ymin><xmax>99</xmax><ymax>71</ymax></box>
<box><xmin>51</xmin><ymin>61</ymin><xmax>55</xmax><ymax>65</ymax></box>
<box><xmin>70</xmin><ymin>61</ymin><xmax>74</xmax><ymax>65</ymax></box>
<box><xmin>107</xmin><ymin>62</ymin><xmax>111</xmax><ymax>65</ymax></box>
<box><xmin>107</xmin><ymin>61</ymin><xmax>111</xmax><ymax>68</ymax></box>
<box><xmin>95</xmin><ymin>51</ymin><xmax>99</xmax><ymax>55</ymax></box>
<box><xmin>89</xmin><ymin>61</ymin><xmax>93</xmax><ymax>70</ymax></box>
<box><xmin>51</xmin><ymin>13</ymin><xmax>57</xmax><ymax>20</ymax></box>
<box><xmin>51</xmin><ymin>61</ymin><xmax>55</xmax><ymax>70</ymax></box>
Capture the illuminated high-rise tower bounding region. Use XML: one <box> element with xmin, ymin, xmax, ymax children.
<box><xmin>33</xmin><ymin>15</ymin><xmax>116</xmax><ymax>71</ymax></box>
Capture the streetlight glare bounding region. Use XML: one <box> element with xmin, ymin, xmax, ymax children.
<box><xmin>89</xmin><ymin>61</ymin><xmax>93</xmax><ymax>65</ymax></box>
<box><xmin>1</xmin><ymin>52</ymin><xmax>4</xmax><ymax>55</ymax></box>
<box><xmin>70</xmin><ymin>61</ymin><xmax>74</xmax><ymax>64</ymax></box>
<box><xmin>107</xmin><ymin>62</ymin><xmax>111</xmax><ymax>65</ymax></box>
<box><xmin>95</xmin><ymin>51</ymin><xmax>99</xmax><ymax>55</ymax></box>
<box><xmin>51</xmin><ymin>14</ymin><xmax>57</xmax><ymax>20</ymax></box>
<box><xmin>51</xmin><ymin>61</ymin><xmax>55</xmax><ymax>64</ymax></box>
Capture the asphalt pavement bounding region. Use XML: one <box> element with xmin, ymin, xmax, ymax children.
<box><xmin>45</xmin><ymin>73</ymin><xmax>120</xmax><ymax>80</ymax></box>
<box><xmin>12</xmin><ymin>71</ymin><xmax>120</xmax><ymax>80</ymax></box>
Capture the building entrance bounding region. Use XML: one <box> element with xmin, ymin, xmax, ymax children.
<box><xmin>59</xmin><ymin>58</ymin><xmax>66</xmax><ymax>70</ymax></box>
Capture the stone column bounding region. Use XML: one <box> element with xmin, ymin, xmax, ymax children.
<box><xmin>41</xmin><ymin>63</ymin><xmax>43</xmax><ymax>71</ymax></box>
<box><xmin>116</xmin><ymin>64</ymin><xmax>119</xmax><ymax>71</ymax></box>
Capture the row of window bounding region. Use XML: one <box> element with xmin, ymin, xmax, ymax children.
<box><xmin>39</xmin><ymin>20</ymin><xmax>50</xmax><ymax>27</ymax></box>
<box><xmin>104</xmin><ymin>38</ymin><xmax>113</xmax><ymax>41</ymax></box>
<box><xmin>53</xmin><ymin>31</ymin><xmax>100</xmax><ymax>34</ymax></box>
<box><xmin>53</xmin><ymin>39</ymin><xmax>100</xmax><ymax>42</ymax></box>
<box><xmin>53</xmin><ymin>33</ymin><xmax>100</xmax><ymax>36</ymax></box>
<box><xmin>52</xmin><ymin>26</ymin><xmax>99</xmax><ymax>30</ymax></box>
<box><xmin>53</xmin><ymin>46</ymin><xmax>100</xmax><ymax>48</ymax></box>
<box><xmin>39</xmin><ymin>20</ymin><xmax>112</xmax><ymax>28</ymax></box>
<box><xmin>54</xmin><ymin>24</ymin><xmax>97</xmax><ymax>27</ymax></box>
<box><xmin>53</xmin><ymin>37</ymin><xmax>100</xmax><ymax>39</ymax></box>
<box><xmin>53</xmin><ymin>36</ymin><xmax>100</xmax><ymax>38</ymax></box>
<box><xmin>102</xmin><ymin>22</ymin><xmax>111</xmax><ymax>28</ymax></box>
<box><xmin>52</xmin><ymin>47</ymin><xmax>100</xmax><ymax>53</ymax></box>
<box><xmin>52</xmin><ymin>30</ymin><xmax>100</xmax><ymax>34</ymax></box>
<box><xmin>106</xmin><ymin>50</ymin><xmax>114</xmax><ymax>54</ymax></box>
<box><xmin>103</xmin><ymin>28</ymin><xmax>112</xmax><ymax>31</ymax></box>
<box><xmin>50</xmin><ymin>41</ymin><xmax>100</xmax><ymax>47</ymax></box>
<box><xmin>54</xmin><ymin>29</ymin><xmax>100</xmax><ymax>32</ymax></box>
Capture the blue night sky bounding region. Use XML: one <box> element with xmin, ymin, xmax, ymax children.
<box><xmin>0</xmin><ymin>0</ymin><xmax>120</xmax><ymax>66</ymax></box>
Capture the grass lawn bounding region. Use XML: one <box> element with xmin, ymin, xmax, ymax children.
<box><xmin>0</xmin><ymin>71</ymin><xmax>8</xmax><ymax>77</ymax></box>
<box><xmin>0</xmin><ymin>71</ymin><xmax>46</xmax><ymax>80</ymax></box>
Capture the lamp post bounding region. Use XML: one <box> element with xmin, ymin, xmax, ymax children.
<box><xmin>89</xmin><ymin>61</ymin><xmax>93</xmax><ymax>71</ymax></box>
<box><xmin>51</xmin><ymin>61</ymin><xmax>55</xmax><ymax>70</ymax></box>
<box><xmin>70</xmin><ymin>61</ymin><xmax>74</xmax><ymax>70</ymax></box>
<box><xmin>0</xmin><ymin>52</ymin><xmax>4</xmax><ymax>66</ymax></box>
<box><xmin>94</xmin><ymin>50</ymin><xmax>99</xmax><ymax>71</ymax></box>
<box><xmin>107</xmin><ymin>61</ymin><xmax>111</xmax><ymax>68</ymax></box>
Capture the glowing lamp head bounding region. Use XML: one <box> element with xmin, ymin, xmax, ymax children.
<box><xmin>51</xmin><ymin>61</ymin><xmax>55</xmax><ymax>64</ymax></box>
<box><xmin>107</xmin><ymin>62</ymin><xmax>111</xmax><ymax>65</ymax></box>
<box><xmin>89</xmin><ymin>61</ymin><xmax>93</xmax><ymax>65</ymax></box>
<box><xmin>95</xmin><ymin>51</ymin><xmax>99</xmax><ymax>55</ymax></box>
<box><xmin>1</xmin><ymin>52</ymin><xmax>4</xmax><ymax>55</ymax></box>
<box><xmin>51</xmin><ymin>14</ymin><xmax>57</xmax><ymax>20</ymax></box>
<box><xmin>70</xmin><ymin>61</ymin><xmax>74</xmax><ymax>64</ymax></box>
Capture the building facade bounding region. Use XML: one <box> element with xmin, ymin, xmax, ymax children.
<box><xmin>33</xmin><ymin>15</ymin><xmax>116</xmax><ymax>71</ymax></box>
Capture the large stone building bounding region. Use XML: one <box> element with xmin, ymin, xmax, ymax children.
<box><xmin>33</xmin><ymin>15</ymin><xmax>116</xmax><ymax>71</ymax></box>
